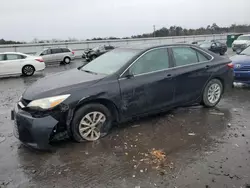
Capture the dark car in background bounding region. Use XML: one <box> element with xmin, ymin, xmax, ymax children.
<box><xmin>12</xmin><ymin>44</ymin><xmax>234</xmax><ymax>150</ymax></box>
<box><xmin>230</xmin><ymin>46</ymin><xmax>250</xmax><ymax>85</ymax></box>
<box><xmin>82</xmin><ymin>45</ymin><xmax>115</xmax><ymax>61</ymax></box>
<box><xmin>199</xmin><ymin>41</ymin><xmax>227</xmax><ymax>55</ymax></box>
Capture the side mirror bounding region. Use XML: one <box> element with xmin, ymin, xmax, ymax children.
<box><xmin>123</xmin><ymin>70</ymin><xmax>134</xmax><ymax>79</ymax></box>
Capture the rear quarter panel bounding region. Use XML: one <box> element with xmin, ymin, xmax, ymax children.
<box><xmin>207</xmin><ymin>58</ymin><xmax>233</xmax><ymax>93</ymax></box>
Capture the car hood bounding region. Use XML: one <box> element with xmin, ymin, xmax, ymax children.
<box><xmin>230</xmin><ymin>55</ymin><xmax>250</xmax><ymax>64</ymax></box>
<box><xmin>233</xmin><ymin>40</ymin><xmax>249</xmax><ymax>45</ymax></box>
<box><xmin>22</xmin><ymin>69</ymin><xmax>106</xmax><ymax>100</ymax></box>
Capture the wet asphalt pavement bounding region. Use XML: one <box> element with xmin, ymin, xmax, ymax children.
<box><xmin>1</xmin><ymin>51</ymin><xmax>250</xmax><ymax>188</ymax></box>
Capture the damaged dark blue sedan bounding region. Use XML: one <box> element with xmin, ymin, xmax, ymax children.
<box><xmin>11</xmin><ymin>44</ymin><xmax>234</xmax><ymax>150</ymax></box>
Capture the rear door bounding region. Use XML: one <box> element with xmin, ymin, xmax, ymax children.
<box><xmin>169</xmin><ymin>46</ymin><xmax>213</xmax><ymax>105</ymax></box>
<box><xmin>119</xmin><ymin>47</ymin><xmax>175</xmax><ymax>118</ymax></box>
<box><xmin>51</xmin><ymin>48</ymin><xmax>63</xmax><ymax>62</ymax></box>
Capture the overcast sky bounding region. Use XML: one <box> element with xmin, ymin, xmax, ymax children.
<box><xmin>0</xmin><ymin>0</ymin><xmax>249</xmax><ymax>41</ymax></box>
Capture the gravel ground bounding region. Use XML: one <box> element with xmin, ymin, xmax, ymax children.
<box><xmin>1</xmin><ymin>50</ymin><xmax>250</xmax><ymax>188</ymax></box>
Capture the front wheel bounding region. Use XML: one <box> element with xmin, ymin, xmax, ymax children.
<box><xmin>71</xmin><ymin>104</ymin><xmax>113</xmax><ymax>142</ymax></box>
<box><xmin>22</xmin><ymin>65</ymin><xmax>35</xmax><ymax>76</ymax></box>
<box><xmin>201</xmin><ymin>79</ymin><xmax>223</xmax><ymax>107</ymax></box>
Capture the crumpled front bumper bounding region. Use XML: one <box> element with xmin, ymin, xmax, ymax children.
<box><xmin>11</xmin><ymin>104</ymin><xmax>58</xmax><ymax>150</ymax></box>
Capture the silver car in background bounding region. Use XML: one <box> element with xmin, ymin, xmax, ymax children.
<box><xmin>36</xmin><ymin>47</ymin><xmax>75</xmax><ymax>64</ymax></box>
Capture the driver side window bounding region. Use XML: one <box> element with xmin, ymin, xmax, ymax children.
<box><xmin>130</xmin><ymin>48</ymin><xmax>169</xmax><ymax>75</ymax></box>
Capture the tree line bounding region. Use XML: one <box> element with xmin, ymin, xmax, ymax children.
<box><xmin>1</xmin><ymin>23</ymin><xmax>250</xmax><ymax>44</ymax></box>
<box><xmin>131</xmin><ymin>23</ymin><xmax>250</xmax><ymax>38</ymax></box>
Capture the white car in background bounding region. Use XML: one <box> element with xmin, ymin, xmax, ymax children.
<box><xmin>0</xmin><ymin>52</ymin><xmax>45</xmax><ymax>77</ymax></box>
<box><xmin>232</xmin><ymin>34</ymin><xmax>250</xmax><ymax>53</ymax></box>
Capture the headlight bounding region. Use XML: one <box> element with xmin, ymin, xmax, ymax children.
<box><xmin>27</xmin><ymin>94</ymin><xmax>70</xmax><ymax>110</ymax></box>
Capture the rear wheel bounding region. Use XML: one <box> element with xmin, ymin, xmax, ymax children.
<box><xmin>71</xmin><ymin>104</ymin><xmax>113</xmax><ymax>142</ymax></box>
<box><xmin>201</xmin><ymin>79</ymin><xmax>223</xmax><ymax>107</ymax></box>
<box><xmin>63</xmin><ymin>57</ymin><xmax>71</xmax><ymax>64</ymax></box>
<box><xmin>22</xmin><ymin>65</ymin><xmax>35</xmax><ymax>76</ymax></box>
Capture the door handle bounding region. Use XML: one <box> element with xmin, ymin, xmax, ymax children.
<box><xmin>205</xmin><ymin>65</ymin><xmax>210</xmax><ymax>69</ymax></box>
<box><xmin>167</xmin><ymin>74</ymin><xmax>172</xmax><ymax>77</ymax></box>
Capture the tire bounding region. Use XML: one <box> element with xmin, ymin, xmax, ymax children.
<box><xmin>63</xmin><ymin>57</ymin><xmax>71</xmax><ymax>64</ymax></box>
<box><xmin>220</xmin><ymin>51</ymin><xmax>225</xmax><ymax>55</ymax></box>
<box><xmin>201</xmin><ymin>79</ymin><xmax>223</xmax><ymax>108</ymax></box>
<box><xmin>71</xmin><ymin>103</ymin><xmax>113</xmax><ymax>142</ymax></box>
<box><xmin>22</xmin><ymin>65</ymin><xmax>35</xmax><ymax>76</ymax></box>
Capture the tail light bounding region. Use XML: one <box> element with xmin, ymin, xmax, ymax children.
<box><xmin>72</xmin><ymin>51</ymin><xmax>75</xmax><ymax>55</ymax></box>
<box><xmin>227</xmin><ymin>63</ymin><xmax>234</xmax><ymax>68</ymax></box>
<box><xmin>35</xmin><ymin>58</ymin><xmax>44</xmax><ymax>62</ymax></box>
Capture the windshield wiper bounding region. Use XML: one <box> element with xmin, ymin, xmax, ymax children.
<box><xmin>81</xmin><ymin>69</ymin><xmax>98</xmax><ymax>75</ymax></box>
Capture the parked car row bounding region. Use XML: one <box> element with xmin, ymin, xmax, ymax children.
<box><xmin>0</xmin><ymin>47</ymin><xmax>75</xmax><ymax>77</ymax></box>
<box><xmin>11</xmin><ymin>43</ymin><xmax>235</xmax><ymax>150</ymax></box>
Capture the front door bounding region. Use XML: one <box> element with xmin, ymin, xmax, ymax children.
<box><xmin>40</xmin><ymin>49</ymin><xmax>53</xmax><ymax>63</ymax></box>
<box><xmin>0</xmin><ymin>54</ymin><xmax>7</xmax><ymax>75</ymax></box>
<box><xmin>1</xmin><ymin>54</ymin><xmax>25</xmax><ymax>75</ymax></box>
<box><xmin>118</xmin><ymin>47</ymin><xmax>175</xmax><ymax>118</ymax></box>
<box><xmin>169</xmin><ymin>46</ymin><xmax>213</xmax><ymax>105</ymax></box>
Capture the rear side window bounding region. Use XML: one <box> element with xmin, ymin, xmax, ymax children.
<box><xmin>51</xmin><ymin>48</ymin><xmax>63</xmax><ymax>54</ymax></box>
<box><xmin>0</xmin><ymin>54</ymin><xmax>5</xmax><ymax>61</ymax></box>
<box><xmin>6</xmin><ymin>54</ymin><xmax>25</xmax><ymax>60</ymax></box>
<box><xmin>130</xmin><ymin>48</ymin><xmax>169</xmax><ymax>75</ymax></box>
<box><xmin>172</xmin><ymin>47</ymin><xmax>209</xmax><ymax>66</ymax></box>
<box><xmin>62</xmin><ymin>48</ymin><xmax>70</xmax><ymax>52</ymax></box>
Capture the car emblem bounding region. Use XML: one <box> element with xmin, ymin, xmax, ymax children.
<box><xmin>235</xmin><ymin>64</ymin><xmax>241</xmax><ymax>68</ymax></box>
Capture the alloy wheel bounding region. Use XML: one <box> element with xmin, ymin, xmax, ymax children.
<box><xmin>207</xmin><ymin>83</ymin><xmax>221</xmax><ymax>104</ymax></box>
<box><xmin>78</xmin><ymin>111</ymin><xmax>106</xmax><ymax>141</ymax></box>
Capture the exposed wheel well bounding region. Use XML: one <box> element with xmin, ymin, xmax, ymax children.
<box><xmin>74</xmin><ymin>99</ymin><xmax>120</xmax><ymax>123</ymax></box>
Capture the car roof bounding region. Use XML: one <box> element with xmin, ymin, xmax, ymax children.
<box><xmin>0</xmin><ymin>52</ymin><xmax>28</xmax><ymax>56</ymax></box>
<box><xmin>117</xmin><ymin>43</ymin><xmax>200</xmax><ymax>51</ymax></box>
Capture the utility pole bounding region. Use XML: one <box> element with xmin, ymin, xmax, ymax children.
<box><xmin>153</xmin><ymin>25</ymin><xmax>156</xmax><ymax>37</ymax></box>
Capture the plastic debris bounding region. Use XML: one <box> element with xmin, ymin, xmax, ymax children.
<box><xmin>210</xmin><ymin>112</ymin><xmax>224</xmax><ymax>116</ymax></box>
<box><xmin>132</xmin><ymin>124</ymin><xmax>140</xmax><ymax>128</ymax></box>
<box><xmin>188</xmin><ymin>133</ymin><xmax>196</xmax><ymax>136</ymax></box>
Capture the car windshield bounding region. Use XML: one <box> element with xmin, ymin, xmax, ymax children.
<box><xmin>237</xmin><ymin>36</ymin><xmax>250</xmax><ymax>40</ymax></box>
<box><xmin>199</xmin><ymin>42</ymin><xmax>212</xmax><ymax>48</ymax></box>
<box><xmin>240</xmin><ymin>46</ymin><xmax>250</xmax><ymax>55</ymax></box>
<box><xmin>81</xmin><ymin>48</ymin><xmax>139</xmax><ymax>75</ymax></box>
